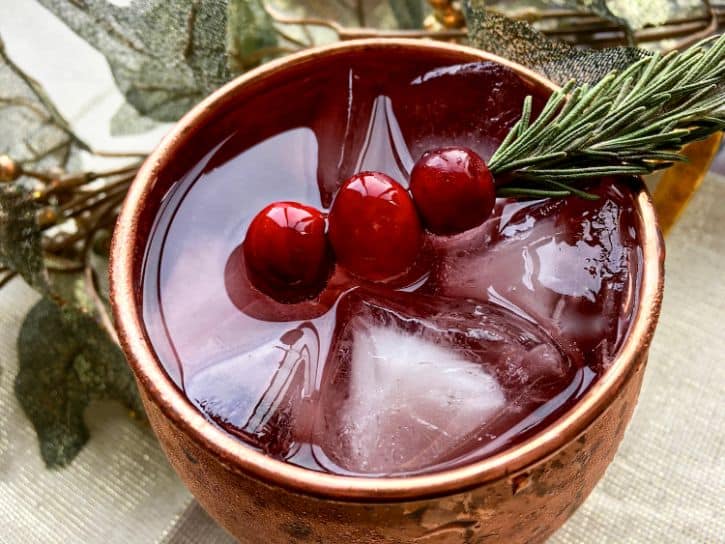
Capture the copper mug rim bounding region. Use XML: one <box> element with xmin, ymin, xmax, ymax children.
<box><xmin>110</xmin><ymin>38</ymin><xmax>665</xmax><ymax>503</ymax></box>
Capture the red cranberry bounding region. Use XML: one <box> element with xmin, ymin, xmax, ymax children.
<box><xmin>328</xmin><ymin>172</ymin><xmax>422</xmax><ymax>281</ymax></box>
<box><xmin>243</xmin><ymin>201</ymin><xmax>330</xmax><ymax>300</ymax></box>
<box><xmin>410</xmin><ymin>147</ymin><xmax>495</xmax><ymax>235</ymax></box>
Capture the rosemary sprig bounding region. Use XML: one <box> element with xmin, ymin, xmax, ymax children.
<box><xmin>490</xmin><ymin>33</ymin><xmax>725</xmax><ymax>199</ymax></box>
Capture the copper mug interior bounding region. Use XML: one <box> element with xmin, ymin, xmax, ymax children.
<box><xmin>110</xmin><ymin>39</ymin><xmax>665</xmax><ymax>543</ymax></box>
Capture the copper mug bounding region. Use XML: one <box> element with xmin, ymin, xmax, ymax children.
<box><xmin>110</xmin><ymin>39</ymin><xmax>665</xmax><ymax>543</ymax></box>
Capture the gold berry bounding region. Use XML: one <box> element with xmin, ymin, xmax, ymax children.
<box><xmin>0</xmin><ymin>155</ymin><xmax>19</xmax><ymax>182</ymax></box>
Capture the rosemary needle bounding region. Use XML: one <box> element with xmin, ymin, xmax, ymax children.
<box><xmin>490</xmin><ymin>34</ymin><xmax>725</xmax><ymax>199</ymax></box>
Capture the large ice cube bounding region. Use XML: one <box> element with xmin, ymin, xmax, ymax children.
<box><xmin>315</xmin><ymin>290</ymin><xmax>579</xmax><ymax>475</ymax></box>
<box><xmin>425</xmin><ymin>181</ymin><xmax>640</xmax><ymax>366</ymax></box>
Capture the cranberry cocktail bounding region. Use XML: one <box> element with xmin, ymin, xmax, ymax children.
<box><xmin>141</xmin><ymin>51</ymin><xmax>642</xmax><ymax>477</ymax></box>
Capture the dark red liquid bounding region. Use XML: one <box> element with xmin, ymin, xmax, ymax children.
<box><xmin>141</xmin><ymin>51</ymin><xmax>643</xmax><ymax>476</ymax></box>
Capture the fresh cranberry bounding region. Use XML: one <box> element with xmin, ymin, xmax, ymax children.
<box><xmin>243</xmin><ymin>201</ymin><xmax>331</xmax><ymax>301</ymax></box>
<box><xmin>410</xmin><ymin>147</ymin><xmax>495</xmax><ymax>235</ymax></box>
<box><xmin>328</xmin><ymin>172</ymin><xmax>422</xmax><ymax>281</ymax></box>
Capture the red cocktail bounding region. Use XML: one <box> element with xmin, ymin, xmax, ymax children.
<box><xmin>140</xmin><ymin>49</ymin><xmax>643</xmax><ymax>478</ymax></box>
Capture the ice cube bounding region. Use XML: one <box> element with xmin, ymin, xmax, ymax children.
<box><xmin>323</xmin><ymin>322</ymin><xmax>505</xmax><ymax>474</ymax></box>
<box><xmin>314</xmin><ymin>289</ymin><xmax>579</xmax><ymax>475</ymax></box>
<box><xmin>425</xmin><ymin>181</ymin><xmax>640</xmax><ymax>365</ymax></box>
<box><xmin>186</xmin><ymin>322</ymin><xmax>325</xmax><ymax>458</ymax></box>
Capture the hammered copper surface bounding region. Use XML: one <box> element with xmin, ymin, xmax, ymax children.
<box><xmin>143</xmin><ymin>353</ymin><xmax>645</xmax><ymax>544</ymax></box>
<box><xmin>110</xmin><ymin>40</ymin><xmax>665</xmax><ymax>544</ymax></box>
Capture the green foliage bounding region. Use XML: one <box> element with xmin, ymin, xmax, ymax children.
<box><xmin>0</xmin><ymin>33</ymin><xmax>76</xmax><ymax>291</ymax></box>
<box><xmin>547</xmin><ymin>0</ymin><xmax>633</xmax><ymax>42</ymax></box>
<box><xmin>0</xmin><ymin>187</ymin><xmax>48</xmax><ymax>290</ymax></box>
<box><xmin>38</xmin><ymin>0</ymin><xmax>426</xmax><ymax>126</ymax></box>
<box><xmin>109</xmin><ymin>102</ymin><xmax>161</xmax><ymax>137</ymax></box>
<box><xmin>15</xmin><ymin>297</ymin><xmax>143</xmax><ymax>468</ymax></box>
<box><xmin>1</xmin><ymin>20</ymin><xmax>143</xmax><ymax>466</ymax></box>
<box><xmin>389</xmin><ymin>0</ymin><xmax>425</xmax><ymax>29</ymax></box>
<box><xmin>464</xmin><ymin>0</ymin><xmax>648</xmax><ymax>86</ymax></box>
<box><xmin>37</xmin><ymin>0</ymin><xmax>232</xmax><ymax>123</ymax></box>
<box><xmin>227</xmin><ymin>0</ymin><xmax>279</xmax><ymax>72</ymax></box>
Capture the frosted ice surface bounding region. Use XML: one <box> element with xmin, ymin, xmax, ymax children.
<box><xmin>316</xmin><ymin>290</ymin><xmax>577</xmax><ymax>474</ymax></box>
<box><xmin>332</xmin><ymin>322</ymin><xmax>506</xmax><ymax>474</ymax></box>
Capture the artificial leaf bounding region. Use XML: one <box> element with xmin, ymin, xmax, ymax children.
<box><xmin>0</xmin><ymin>32</ymin><xmax>87</xmax><ymax>292</ymax></box>
<box><xmin>109</xmin><ymin>102</ymin><xmax>161</xmax><ymax>137</ymax></box>
<box><xmin>271</xmin><ymin>0</ymin><xmax>378</xmax><ymax>28</ymax></box>
<box><xmin>15</xmin><ymin>297</ymin><xmax>143</xmax><ymax>468</ymax></box>
<box><xmin>605</xmin><ymin>0</ymin><xmax>706</xmax><ymax>31</ymax></box>
<box><xmin>389</xmin><ymin>0</ymin><xmax>425</xmax><ymax>29</ymax></box>
<box><xmin>38</xmin><ymin>0</ymin><xmax>231</xmax><ymax>122</ymax></box>
<box><xmin>268</xmin><ymin>0</ymin><xmax>424</xmax><ymax>45</ymax></box>
<box><xmin>538</xmin><ymin>0</ymin><xmax>708</xmax><ymax>36</ymax></box>
<box><xmin>90</xmin><ymin>251</ymin><xmax>111</xmax><ymax>305</ymax></box>
<box><xmin>493</xmin><ymin>0</ymin><xmax>708</xmax><ymax>38</ymax></box>
<box><xmin>464</xmin><ymin>0</ymin><xmax>648</xmax><ymax>86</ymax></box>
<box><xmin>0</xmin><ymin>187</ymin><xmax>48</xmax><ymax>290</ymax></box>
<box><xmin>47</xmin><ymin>267</ymin><xmax>93</xmax><ymax>314</ymax></box>
<box><xmin>227</xmin><ymin>0</ymin><xmax>279</xmax><ymax>72</ymax></box>
<box><xmin>0</xmin><ymin>34</ymin><xmax>81</xmax><ymax>175</ymax></box>
<box><xmin>544</xmin><ymin>0</ymin><xmax>631</xmax><ymax>40</ymax></box>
